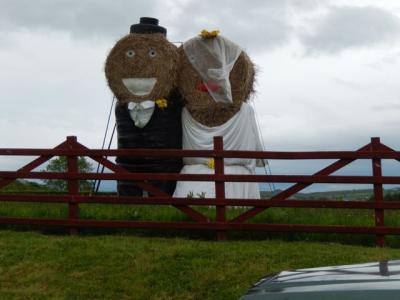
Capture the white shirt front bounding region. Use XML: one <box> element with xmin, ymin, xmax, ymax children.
<box><xmin>127</xmin><ymin>100</ymin><xmax>155</xmax><ymax>128</ymax></box>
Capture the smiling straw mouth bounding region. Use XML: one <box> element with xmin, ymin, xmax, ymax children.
<box><xmin>122</xmin><ymin>78</ymin><xmax>157</xmax><ymax>96</ymax></box>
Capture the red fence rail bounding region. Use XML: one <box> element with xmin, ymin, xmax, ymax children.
<box><xmin>1</xmin><ymin>136</ymin><xmax>400</xmax><ymax>246</ymax></box>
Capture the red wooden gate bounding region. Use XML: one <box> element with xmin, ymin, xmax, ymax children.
<box><xmin>1</xmin><ymin>136</ymin><xmax>400</xmax><ymax>246</ymax></box>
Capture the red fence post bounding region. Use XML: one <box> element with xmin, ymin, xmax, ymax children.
<box><xmin>214</xmin><ymin>136</ymin><xmax>226</xmax><ymax>241</ymax></box>
<box><xmin>66</xmin><ymin>136</ymin><xmax>79</xmax><ymax>234</ymax></box>
<box><xmin>371</xmin><ymin>137</ymin><xmax>385</xmax><ymax>247</ymax></box>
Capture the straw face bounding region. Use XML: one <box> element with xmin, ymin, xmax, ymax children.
<box><xmin>178</xmin><ymin>46</ymin><xmax>255</xmax><ymax>127</ymax></box>
<box><xmin>183</xmin><ymin>35</ymin><xmax>242</xmax><ymax>104</ymax></box>
<box><xmin>105</xmin><ymin>33</ymin><xmax>178</xmax><ymax>103</ymax></box>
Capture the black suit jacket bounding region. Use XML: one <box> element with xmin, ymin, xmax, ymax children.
<box><xmin>115</xmin><ymin>98</ymin><xmax>182</xmax><ymax>174</ymax></box>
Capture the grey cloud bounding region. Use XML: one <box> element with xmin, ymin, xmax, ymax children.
<box><xmin>0</xmin><ymin>0</ymin><xmax>158</xmax><ymax>39</ymax></box>
<box><xmin>381</xmin><ymin>50</ymin><xmax>400</xmax><ymax>64</ymax></box>
<box><xmin>167</xmin><ymin>0</ymin><xmax>325</xmax><ymax>51</ymax></box>
<box><xmin>0</xmin><ymin>0</ymin><xmax>326</xmax><ymax>51</ymax></box>
<box><xmin>372</xmin><ymin>103</ymin><xmax>400</xmax><ymax>111</ymax></box>
<box><xmin>364</xmin><ymin>50</ymin><xmax>400</xmax><ymax>70</ymax></box>
<box><xmin>2</xmin><ymin>1</ymin><xmax>399</xmax><ymax>55</ymax></box>
<box><xmin>332</xmin><ymin>77</ymin><xmax>365</xmax><ymax>91</ymax></box>
<box><xmin>299</xmin><ymin>5</ymin><xmax>400</xmax><ymax>55</ymax></box>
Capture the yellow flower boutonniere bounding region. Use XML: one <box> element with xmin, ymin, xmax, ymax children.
<box><xmin>155</xmin><ymin>98</ymin><xmax>168</xmax><ymax>109</ymax></box>
<box><xmin>200</xmin><ymin>29</ymin><xmax>220</xmax><ymax>39</ymax></box>
<box><xmin>206</xmin><ymin>158</ymin><xmax>215</xmax><ymax>169</ymax></box>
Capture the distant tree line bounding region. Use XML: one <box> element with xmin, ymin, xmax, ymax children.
<box><xmin>369</xmin><ymin>191</ymin><xmax>400</xmax><ymax>202</ymax></box>
<box><xmin>42</xmin><ymin>156</ymin><xmax>94</xmax><ymax>193</ymax></box>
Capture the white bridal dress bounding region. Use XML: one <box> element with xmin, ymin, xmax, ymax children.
<box><xmin>173</xmin><ymin>102</ymin><xmax>263</xmax><ymax>199</ymax></box>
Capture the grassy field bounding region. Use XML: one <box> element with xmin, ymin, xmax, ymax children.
<box><xmin>1</xmin><ymin>201</ymin><xmax>400</xmax><ymax>247</ymax></box>
<box><xmin>0</xmin><ymin>230</ymin><xmax>399</xmax><ymax>300</ymax></box>
<box><xmin>1</xmin><ymin>181</ymin><xmax>400</xmax><ymax>298</ymax></box>
<box><xmin>1</xmin><ymin>180</ymin><xmax>400</xmax><ymax>247</ymax></box>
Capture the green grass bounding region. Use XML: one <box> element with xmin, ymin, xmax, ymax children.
<box><xmin>1</xmin><ymin>201</ymin><xmax>400</xmax><ymax>247</ymax></box>
<box><xmin>0</xmin><ymin>230</ymin><xmax>399</xmax><ymax>300</ymax></box>
<box><xmin>1</xmin><ymin>181</ymin><xmax>400</xmax><ymax>247</ymax></box>
<box><xmin>0</xmin><ymin>180</ymin><xmax>53</xmax><ymax>193</ymax></box>
<box><xmin>1</xmin><ymin>183</ymin><xmax>400</xmax><ymax>298</ymax></box>
<box><xmin>2</xmin><ymin>181</ymin><xmax>399</xmax><ymax>246</ymax></box>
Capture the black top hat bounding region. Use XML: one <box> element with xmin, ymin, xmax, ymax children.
<box><xmin>130</xmin><ymin>17</ymin><xmax>167</xmax><ymax>36</ymax></box>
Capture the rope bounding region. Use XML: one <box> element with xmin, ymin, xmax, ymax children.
<box><xmin>94</xmin><ymin>122</ymin><xmax>116</xmax><ymax>194</ymax></box>
<box><xmin>91</xmin><ymin>96</ymin><xmax>115</xmax><ymax>194</ymax></box>
<box><xmin>250</xmin><ymin>100</ymin><xmax>275</xmax><ymax>193</ymax></box>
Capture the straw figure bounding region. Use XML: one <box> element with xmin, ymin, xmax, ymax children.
<box><xmin>173</xmin><ymin>30</ymin><xmax>263</xmax><ymax>199</ymax></box>
<box><xmin>105</xmin><ymin>17</ymin><xmax>182</xmax><ymax>196</ymax></box>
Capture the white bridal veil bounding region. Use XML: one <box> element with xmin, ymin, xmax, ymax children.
<box><xmin>183</xmin><ymin>35</ymin><xmax>242</xmax><ymax>103</ymax></box>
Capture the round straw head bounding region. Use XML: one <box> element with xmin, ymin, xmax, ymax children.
<box><xmin>178</xmin><ymin>43</ymin><xmax>255</xmax><ymax>126</ymax></box>
<box><xmin>105</xmin><ymin>33</ymin><xmax>178</xmax><ymax>103</ymax></box>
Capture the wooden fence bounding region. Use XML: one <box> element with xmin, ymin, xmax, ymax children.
<box><xmin>1</xmin><ymin>136</ymin><xmax>400</xmax><ymax>246</ymax></box>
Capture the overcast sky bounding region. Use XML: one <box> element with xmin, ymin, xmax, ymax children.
<box><xmin>1</xmin><ymin>0</ymin><xmax>400</xmax><ymax>191</ymax></box>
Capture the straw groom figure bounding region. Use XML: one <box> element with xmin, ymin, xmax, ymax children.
<box><xmin>105</xmin><ymin>18</ymin><xmax>182</xmax><ymax>196</ymax></box>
